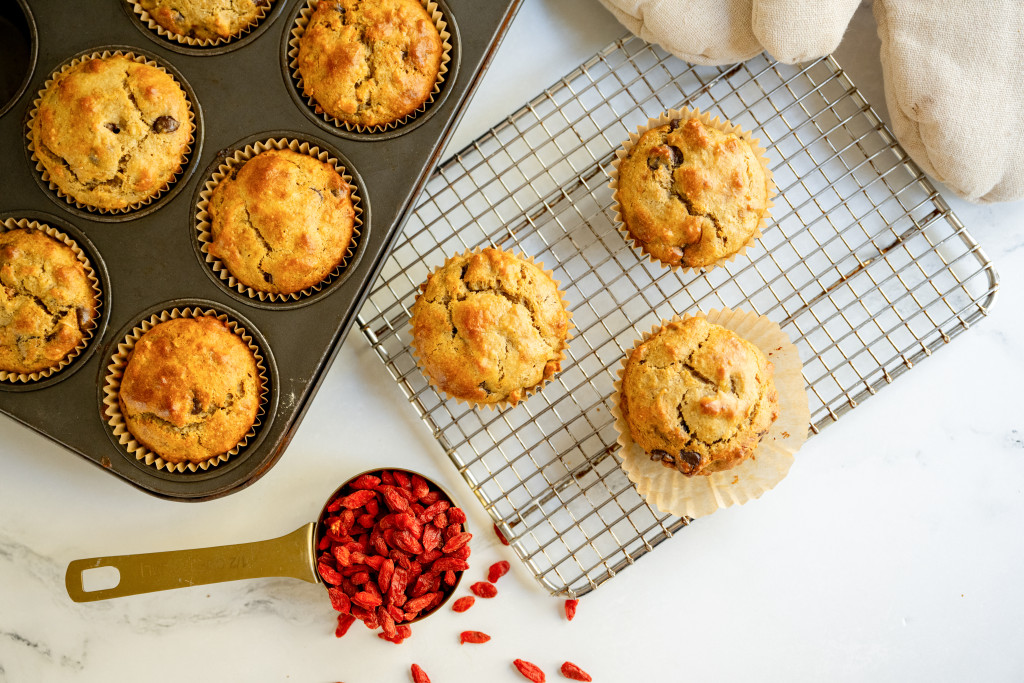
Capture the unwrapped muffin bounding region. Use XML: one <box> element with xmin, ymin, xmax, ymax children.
<box><xmin>297</xmin><ymin>0</ymin><xmax>444</xmax><ymax>128</ymax></box>
<box><xmin>618</xmin><ymin>316</ymin><xmax>778</xmax><ymax>476</ymax></box>
<box><xmin>206</xmin><ymin>148</ymin><xmax>355</xmax><ymax>295</ymax></box>
<box><xmin>31</xmin><ymin>54</ymin><xmax>192</xmax><ymax>211</ymax></box>
<box><xmin>0</xmin><ymin>229</ymin><xmax>97</xmax><ymax>375</ymax></box>
<box><xmin>139</xmin><ymin>0</ymin><xmax>270</xmax><ymax>41</ymax></box>
<box><xmin>118</xmin><ymin>316</ymin><xmax>260</xmax><ymax>465</ymax></box>
<box><xmin>409</xmin><ymin>248</ymin><xmax>571</xmax><ymax>407</ymax></box>
<box><xmin>614</xmin><ymin>114</ymin><xmax>770</xmax><ymax>269</ymax></box>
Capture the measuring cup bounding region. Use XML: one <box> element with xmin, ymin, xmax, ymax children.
<box><xmin>65</xmin><ymin>468</ymin><xmax>465</xmax><ymax>620</ymax></box>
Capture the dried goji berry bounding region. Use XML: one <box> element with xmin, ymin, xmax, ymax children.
<box><xmin>379</xmin><ymin>609</ymin><xmax>397</xmax><ymax>638</ymax></box>
<box><xmin>327</xmin><ymin>587</ymin><xmax>350</xmax><ymax>614</ymax></box>
<box><xmin>448</xmin><ymin>507</ymin><xmax>468</xmax><ymax>525</ymax></box>
<box><xmin>332</xmin><ymin>545</ymin><xmax>351</xmax><ymax>567</ymax></box>
<box><xmin>452</xmin><ymin>596</ymin><xmax>475</xmax><ymax>612</ymax></box>
<box><xmin>351</xmin><ymin>571</ymin><xmax>370</xmax><ymax>585</ymax></box>
<box><xmin>388</xmin><ymin>567</ymin><xmax>409</xmax><ymax>604</ymax></box>
<box><xmin>444</xmin><ymin>570</ymin><xmax>457</xmax><ymax>586</ymax></box>
<box><xmin>410</xmin><ymin>664</ymin><xmax>431</xmax><ymax>683</ymax></box>
<box><xmin>318</xmin><ymin>563</ymin><xmax>343</xmax><ymax>586</ymax></box>
<box><xmin>493</xmin><ymin>523</ymin><xmax>510</xmax><ymax>545</ymax></box>
<box><xmin>417</xmin><ymin>549</ymin><xmax>442</xmax><ymax>564</ymax></box>
<box><xmin>317</xmin><ymin>534</ymin><xmax>332</xmax><ymax>551</ymax></box>
<box><xmin>378</xmin><ymin>559</ymin><xmax>395</xmax><ymax>593</ymax></box>
<box><xmin>339</xmin><ymin>490</ymin><xmax>376</xmax><ymax>509</ymax></box>
<box><xmin>404</xmin><ymin>592</ymin><xmax>440</xmax><ymax>613</ymax></box>
<box><xmin>411</xmin><ymin>474</ymin><xmax>430</xmax><ymax>501</ymax></box>
<box><xmin>349</xmin><ymin>474</ymin><xmax>381</xmax><ymax>490</ymax></box>
<box><xmin>422</xmin><ymin>524</ymin><xmax>442</xmax><ymax>552</ymax></box>
<box><xmin>442</xmin><ymin>531</ymin><xmax>473</xmax><ymax>553</ymax></box>
<box><xmin>432</xmin><ymin>557</ymin><xmax>469</xmax><ymax>573</ymax></box>
<box><xmin>378</xmin><ymin>631</ymin><xmax>405</xmax><ymax>644</ymax></box>
<box><xmin>380</xmin><ymin>470</ymin><xmax>396</xmax><ymax>485</ymax></box>
<box><xmin>381</xmin><ymin>486</ymin><xmax>411</xmax><ymax>512</ymax></box>
<box><xmin>334</xmin><ymin>613</ymin><xmax>356</xmax><ymax>638</ymax></box>
<box><xmin>421</xmin><ymin>490</ymin><xmax>441</xmax><ymax>504</ymax></box>
<box><xmin>434</xmin><ymin>512</ymin><xmax>448</xmax><ymax>528</ymax></box>
<box><xmin>418</xmin><ymin>501</ymin><xmax>449</xmax><ymax>523</ymax></box>
<box><xmin>352</xmin><ymin>591</ymin><xmax>382</xmax><ymax>609</ymax></box>
<box><xmin>559</xmin><ymin>662</ymin><xmax>591</xmax><ymax>682</ymax></box>
<box><xmin>365</xmin><ymin>555</ymin><xmax>386</xmax><ymax>572</ymax></box>
<box><xmin>396</xmin><ymin>624</ymin><xmax>412</xmax><ymax>639</ymax></box>
<box><xmin>459</xmin><ymin>630</ymin><xmax>491</xmax><ymax>644</ymax></box>
<box><xmin>513</xmin><ymin>659</ymin><xmax>546</xmax><ymax>683</ymax></box>
<box><xmin>470</xmin><ymin>581</ymin><xmax>497</xmax><ymax>598</ymax></box>
<box><xmin>446</xmin><ymin>544</ymin><xmax>471</xmax><ymax>560</ymax></box>
<box><xmin>488</xmin><ymin>560</ymin><xmax>511</xmax><ymax>583</ymax></box>
<box><xmin>564</xmin><ymin>599</ymin><xmax>578</xmax><ymax>622</ymax></box>
<box><xmin>387</xmin><ymin>604</ymin><xmax>405</xmax><ymax>623</ymax></box>
<box><xmin>393</xmin><ymin>530</ymin><xmax>424</xmax><ymax>555</ymax></box>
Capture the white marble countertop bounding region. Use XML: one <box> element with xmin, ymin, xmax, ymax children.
<box><xmin>3</xmin><ymin>1</ymin><xmax>1024</xmax><ymax>681</ymax></box>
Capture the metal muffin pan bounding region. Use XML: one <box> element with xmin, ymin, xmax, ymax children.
<box><xmin>0</xmin><ymin>0</ymin><xmax>522</xmax><ymax>500</ymax></box>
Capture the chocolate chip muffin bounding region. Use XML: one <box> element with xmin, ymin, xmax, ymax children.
<box><xmin>31</xmin><ymin>54</ymin><xmax>192</xmax><ymax>211</ymax></box>
<box><xmin>139</xmin><ymin>0</ymin><xmax>270</xmax><ymax>41</ymax></box>
<box><xmin>410</xmin><ymin>249</ymin><xmax>571</xmax><ymax>407</ymax></box>
<box><xmin>0</xmin><ymin>229</ymin><xmax>97</xmax><ymax>375</ymax></box>
<box><xmin>207</xmin><ymin>148</ymin><xmax>355</xmax><ymax>295</ymax></box>
<box><xmin>297</xmin><ymin>0</ymin><xmax>443</xmax><ymax>128</ymax></box>
<box><xmin>616</xmin><ymin>116</ymin><xmax>770</xmax><ymax>269</ymax></box>
<box><xmin>119</xmin><ymin>316</ymin><xmax>261</xmax><ymax>465</ymax></box>
<box><xmin>619</xmin><ymin>316</ymin><xmax>778</xmax><ymax>477</ymax></box>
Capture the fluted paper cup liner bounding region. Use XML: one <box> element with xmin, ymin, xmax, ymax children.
<box><xmin>195</xmin><ymin>137</ymin><xmax>363</xmax><ymax>302</ymax></box>
<box><xmin>608</xmin><ymin>107</ymin><xmax>775</xmax><ymax>274</ymax></box>
<box><xmin>611</xmin><ymin>308</ymin><xmax>808</xmax><ymax>519</ymax></box>
<box><xmin>128</xmin><ymin>0</ymin><xmax>274</xmax><ymax>47</ymax></box>
<box><xmin>288</xmin><ymin>0</ymin><xmax>451</xmax><ymax>133</ymax></box>
<box><xmin>0</xmin><ymin>219</ymin><xmax>103</xmax><ymax>383</ymax></box>
<box><xmin>26</xmin><ymin>49</ymin><xmax>197</xmax><ymax>215</ymax></box>
<box><xmin>409</xmin><ymin>248</ymin><xmax>574</xmax><ymax>411</ymax></box>
<box><xmin>101</xmin><ymin>306</ymin><xmax>269</xmax><ymax>473</ymax></box>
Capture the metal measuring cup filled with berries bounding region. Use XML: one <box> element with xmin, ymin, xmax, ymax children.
<box><xmin>65</xmin><ymin>469</ymin><xmax>471</xmax><ymax>637</ymax></box>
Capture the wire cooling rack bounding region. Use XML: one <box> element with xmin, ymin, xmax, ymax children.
<box><xmin>356</xmin><ymin>36</ymin><xmax>999</xmax><ymax>597</ymax></box>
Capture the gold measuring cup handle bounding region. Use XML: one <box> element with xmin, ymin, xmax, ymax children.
<box><xmin>65</xmin><ymin>522</ymin><xmax>319</xmax><ymax>603</ymax></box>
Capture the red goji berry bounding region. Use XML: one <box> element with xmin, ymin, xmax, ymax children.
<box><xmin>434</xmin><ymin>512</ymin><xmax>448</xmax><ymax>528</ymax></box>
<box><xmin>564</xmin><ymin>599</ymin><xmax>578</xmax><ymax>622</ymax></box>
<box><xmin>388</xmin><ymin>567</ymin><xmax>409</xmax><ymax>604</ymax></box>
<box><xmin>351</xmin><ymin>571</ymin><xmax>370</xmax><ymax>585</ymax></box>
<box><xmin>446</xmin><ymin>544</ymin><xmax>471</xmax><ymax>561</ymax></box>
<box><xmin>418</xmin><ymin>500</ymin><xmax>449</xmax><ymax>523</ymax></box>
<box><xmin>334</xmin><ymin>613</ymin><xmax>356</xmax><ymax>638</ymax></box>
<box><xmin>318</xmin><ymin>563</ymin><xmax>343</xmax><ymax>585</ymax></box>
<box><xmin>378</xmin><ymin>559</ymin><xmax>395</xmax><ymax>593</ymax></box>
<box><xmin>452</xmin><ymin>596</ymin><xmax>475</xmax><ymax>612</ymax></box>
<box><xmin>470</xmin><ymin>581</ymin><xmax>497</xmax><ymax>598</ymax></box>
<box><xmin>444</xmin><ymin>570</ymin><xmax>457</xmax><ymax>586</ymax></box>
<box><xmin>493</xmin><ymin>523</ymin><xmax>510</xmax><ymax>545</ymax></box>
<box><xmin>327</xmin><ymin>587</ymin><xmax>350</xmax><ymax>614</ymax></box>
<box><xmin>410</xmin><ymin>664</ymin><xmax>431</xmax><ymax>683</ymax></box>
<box><xmin>442</xmin><ymin>531</ymin><xmax>473</xmax><ymax>553</ymax></box>
<box><xmin>420</xmin><ymin>490</ymin><xmax>441</xmax><ymax>504</ymax></box>
<box><xmin>352</xmin><ymin>591</ymin><xmax>382</xmax><ymax>609</ymax></box>
<box><xmin>412</xmin><ymin>474</ymin><xmax>430</xmax><ymax>501</ymax></box>
<box><xmin>459</xmin><ymin>630</ymin><xmax>491</xmax><ymax>644</ymax></box>
<box><xmin>393</xmin><ymin>530</ymin><xmax>425</xmax><ymax>555</ymax></box>
<box><xmin>488</xmin><ymin>560</ymin><xmax>511</xmax><ymax>583</ymax></box>
<box><xmin>417</xmin><ymin>549</ymin><xmax>443</xmax><ymax>564</ymax></box>
<box><xmin>404</xmin><ymin>592</ymin><xmax>440</xmax><ymax>613</ymax></box>
<box><xmin>396</xmin><ymin>624</ymin><xmax>412</xmax><ymax>639</ymax></box>
<box><xmin>339</xmin><ymin>490</ymin><xmax>376</xmax><ymax>509</ymax></box>
<box><xmin>381</xmin><ymin>486</ymin><xmax>411</xmax><ymax>512</ymax></box>
<box><xmin>378</xmin><ymin>631</ymin><xmax>405</xmax><ymax>644</ymax></box>
<box><xmin>513</xmin><ymin>659</ymin><xmax>546</xmax><ymax>683</ymax></box>
<box><xmin>559</xmin><ymin>662</ymin><xmax>591</xmax><ymax>682</ymax></box>
<box><xmin>380</xmin><ymin>609</ymin><xmax>397</xmax><ymax>638</ymax></box>
<box><xmin>422</xmin><ymin>524</ymin><xmax>442</xmax><ymax>552</ymax></box>
<box><xmin>380</xmin><ymin>470</ymin><xmax>396</xmax><ymax>485</ymax></box>
<box><xmin>448</xmin><ymin>507</ymin><xmax>467</xmax><ymax>525</ymax></box>
<box><xmin>332</xmin><ymin>545</ymin><xmax>351</xmax><ymax>567</ymax></box>
<box><xmin>387</xmin><ymin>604</ymin><xmax>405</xmax><ymax>623</ymax></box>
<box><xmin>318</xmin><ymin>534</ymin><xmax>332</xmax><ymax>551</ymax></box>
<box><xmin>432</xmin><ymin>557</ymin><xmax>469</xmax><ymax>573</ymax></box>
<box><xmin>365</xmin><ymin>554</ymin><xmax>386</xmax><ymax>572</ymax></box>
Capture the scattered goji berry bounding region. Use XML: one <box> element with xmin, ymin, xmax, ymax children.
<box><xmin>488</xmin><ymin>560</ymin><xmax>511</xmax><ymax>583</ymax></box>
<box><xmin>470</xmin><ymin>581</ymin><xmax>498</xmax><ymax>598</ymax></box>
<box><xmin>564</xmin><ymin>599</ymin><xmax>578</xmax><ymax>622</ymax></box>
<box><xmin>559</xmin><ymin>662</ymin><xmax>591</xmax><ymax>681</ymax></box>
<box><xmin>410</xmin><ymin>664</ymin><xmax>431</xmax><ymax>683</ymax></box>
<box><xmin>327</xmin><ymin>587</ymin><xmax>350</xmax><ymax>614</ymax></box>
<box><xmin>452</xmin><ymin>596</ymin><xmax>475</xmax><ymax>612</ymax></box>
<box><xmin>493</xmin><ymin>523</ymin><xmax>510</xmax><ymax>546</ymax></box>
<box><xmin>513</xmin><ymin>659</ymin><xmax>546</xmax><ymax>683</ymax></box>
<box><xmin>334</xmin><ymin>613</ymin><xmax>356</xmax><ymax>638</ymax></box>
<box><xmin>459</xmin><ymin>630</ymin><xmax>491</xmax><ymax>644</ymax></box>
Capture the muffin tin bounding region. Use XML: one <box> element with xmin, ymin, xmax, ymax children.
<box><xmin>0</xmin><ymin>0</ymin><xmax>522</xmax><ymax>500</ymax></box>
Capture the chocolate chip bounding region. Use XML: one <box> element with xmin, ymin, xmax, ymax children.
<box><xmin>191</xmin><ymin>397</ymin><xmax>203</xmax><ymax>414</ymax></box>
<box><xmin>677</xmin><ymin>450</ymin><xmax>702</xmax><ymax>474</ymax></box>
<box><xmin>104</xmin><ymin>123</ymin><xmax>121</xmax><ymax>134</ymax></box>
<box><xmin>650</xmin><ymin>449</ymin><xmax>673</xmax><ymax>464</ymax></box>
<box><xmin>330</xmin><ymin>187</ymin><xmax>343</xmax><ymax>198</ymax></box>
<box><xmin>668</xmin><ymin>118</ymin><xmax>681</xmax><ymax>131</ymax></box>
<box><xmin>153</xmin><ymin>116</ymin><xmax>179</xmax><ymax>133</ymax></box>
<box><xmin>76</xmin><ymin>307</ymin><xmax>91</xmax><ymax>328</ymax></box>
<box><xmin>668</xmin><ymin>145</ymin><xmax>684</xmax><ymax>165</ymax></box>
<box><xmin>263</xmin><ymin>271</ymin><xmax>274</xmax><ymax>284</ymax></box>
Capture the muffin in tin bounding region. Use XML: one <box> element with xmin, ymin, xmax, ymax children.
<box><xmin>0</xmin><ymin>229</ymin><xmax>97</xmax><ymax>375</ymax></box>
<box><xmin>618</xmin><ymin>315</ymin><xmax>779</xmax><ymax>476</ymax></box>
<box><xmin>615</xmin><ymin>115</ymin><xmax>770</xmax><ymax>269</ymax></box>
<box><xmin>30</xmin><ymin>54</ymin><xmax>192</xmax><ymax>211</ymax></box>
<box><xmin>206</xmin><ymin>148</ymin><xmax>356</xmax><ymax>296</ymax></box>
<box><xmin>297</xmin><ymin>0</ymin><xmax>444</xmax><ymax>128</ymax></box>
<box><xmin>409</xmin><ymin>248</ymin><xmax>571</xmax><ymax>408</ymax></box>
<box><xmin>118</xmin><ymin>316</ymin><xmax>261</xmax><ymax>465</ymax></box>
<box><xmin>139</xmin><ymin>0</ymin><xmax>271</xmax><ymax>41</ymax></box>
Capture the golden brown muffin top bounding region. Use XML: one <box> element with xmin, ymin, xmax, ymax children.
<box><xmin>32</xmin><ymin>55</ymin><xmax>192</xmax><ymax>211</ymax></box>
<box><xmin>410</xmin><ymin>249</ymin><xmax>570</xmax><ymax>406</ymax></box>
<box><xmin>619</xmin><ymin>316</ymin><xmax>778</xmax><ymax>477</ymax></box>
<box><xmin>207</xmin><ymin>148</ymin><xmax>356</xmax><ymax>295</ymax></box>
<box><xmin>0</xmin><ymin>229</ymin><xmax>97</xmax><ymax>375</ymax></box>
<box><xmin>140</xmin><ymin>0</ymin><xmax>270</xmax><ymax>41</ymax></box>
<box><xmin>119</xmin><ymin>316</ymin><xmax>261</xmax><ymax>464</ymax></box>
<box><xmin>617</xmin><ymin>117</ymin><xmax>768</xmax><ymax>269</ymax></box>
<box><xmin>297</xmin><ymin>0</ymin><xmax>443</xmax><ymax>127</ymax></box>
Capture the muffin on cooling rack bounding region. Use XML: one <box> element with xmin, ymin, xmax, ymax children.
<box><xmin>618</xmin><ymin>315</ymin><xmax>778</xmax><ymax>476</ymax></box>
<box><xmin>0</xmin><ymin>229</ymin><xmax>97</xmax><ymax>375</ymax></box>
<box><xmin>297</xmin><ymin>0</ymin><xmax>444</xmax><ymax>128</ymax></box>
<box><xmin>118</xmin><ymin>316</ymin><xmax>261</xmax><ymax>465</ymax></box>
<box><xmin>139</xmin><ymin>0</ymin><xmax>271</xmax><ymax>41</ymax></box>
<box><xmin>409</xmin><ymin>248</ymin><xmax>572</xmax><ymax>408</ymax></box>
<box><xmin>613</xmin><ymin>111</ymin><xmax>772</xmax><ymax>270</ymax></box>
<box><xmin>207</xmin><ymin>148</ymin><xmax>356</xmax><ymax>296</ymax></box>
<box><xmin>30</xmin><ymin>54</ymin><xmax>192</xmax><ymax>211</ymax></box>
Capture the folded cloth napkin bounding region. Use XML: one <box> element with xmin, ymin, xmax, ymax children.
<box><xmin>597</xmin><ymin>0</ymin><xmax>1024</xmax><ymax>203</ymax></box>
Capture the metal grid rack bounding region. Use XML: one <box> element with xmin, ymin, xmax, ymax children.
<box><xmin>356</xmin><ymin>36</ymin><xmax>999</xmax><ymax>597</ymax></box>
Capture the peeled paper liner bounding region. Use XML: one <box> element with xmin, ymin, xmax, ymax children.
<box><xmin>128</xmin><ymin>0</ymin><xmax>274</xmax><ymax>47</ymax></box>
<box><xmin>101</xmin><ymin>307</ymin><xmax>270</xmax><ymax>473</ymax></box>
<box><xmin>0</xmin><ymin>219</ymin><xmax>103</xmax><ymax>384</ymax></box>
<box><xmin>611</xmin><ymin>308</ymin><xmax>809</xmax><ymax>519</ymax></box>
<box><xmin>287</xmin><ymin>0</ymin><xmax>452</xmax><ymax>134</ymax></box>
<box><xmin>195</xmin><ymin>137</ymin><xmax>363</xmax><ymax>303</ymax></box>
<box><xmin>25</xmin><ymin>49</ymin><xmax>197</xmax><ymax>215</ymax></box>
<box><xmin>408</xmin><ymin>247</ymin><xmax>574</xmax><ymax>411</ymax></box>
<box><xmin>608</xmin><ymin>107</ymin><xmax>776</xmax><ymax>274</ymax></box>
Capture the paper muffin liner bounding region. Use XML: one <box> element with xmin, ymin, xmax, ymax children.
<box><xmin>611</xmin><ymin>308</ymin><xmax>808</xmax><ymax>519</ymax></box>
<box><xmin>101</xmin><ymin>306</ymin><xmax>270</xmax><ymax>473</ymax></box>
<box><xmin>287</xmin><ymin>0</ymin><xmax>452</xmax><ymax>134</ymax></box>
<box><xmin>128</xmin><ymin>0</ymin><xmax>274</xmax><ymax>47</ymax></box>
<box><xmin>0</xmin><ymin>219</ymin><xmax>103</xmax><ymax>384</ymax></box>
<box><xmin>608</xmin><ymin>107</ymin><xmax>776</xmax><ymax>274</ymax></box>
<box><xmin>25</xmin><ymin>49</ymin><xmax>197</xmax><ymax>215</ymax></box>
<box><xmin>408</xmin><ymin>248</ymin><xmax>574</xmax><ymax>411</ymax></box>
<box><xmin>195</xmin><ymin>137</ymin><xmax>363</xmax><ymax>303</ymax></box>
